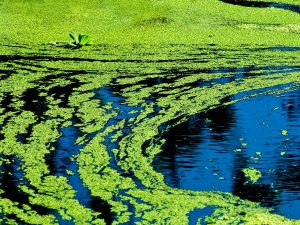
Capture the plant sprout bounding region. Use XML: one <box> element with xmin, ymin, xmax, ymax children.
<box><xmin>69</xmin><ymin>31</ymin><xmax>93</xmax><ymax>47</ymax></box>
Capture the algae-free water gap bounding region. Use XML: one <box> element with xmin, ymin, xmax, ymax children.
<box><xmin>154</xmin><ymin>87</ymin><xmax>300</xmax><ymax>220</ymax></box>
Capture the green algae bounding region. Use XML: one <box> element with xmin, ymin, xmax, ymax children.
<box><xmin>280</xmin><ymin>151</ymin><xmax>286</xmax><ymax>156</ymax></box>
<box><xmin>1</xmin><ymin>2</ymin><xmax>300</xmax><ymax>223</ymax></box>
<box><xmin>281</xmin><ymin>129</ymin><xmax>288</xmax><ymax>135</ymax></box>
<box><xmin>1</xmin><ymin>0</ymin><xmax>300</xmax><ymax>46</ymax></box>
<box><xmin>1</xmin><ymin>42</ymin><xmax>299</xmax><ymax>224</ymax></box>
<box><xmin>242</xmin><ymin>167</ymin><xmax>262</xmax><ymax>184</ymax></box>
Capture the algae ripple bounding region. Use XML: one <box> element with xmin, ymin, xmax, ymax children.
<box><xmin>0</xmin><ymin>44</ymin><xmax>300</xmax><ymax>224</ymax></box>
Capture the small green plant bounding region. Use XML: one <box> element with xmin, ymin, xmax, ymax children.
<box><xmin>69</xmin><ymin>31</ymin><xmax>92</xmax><ymax>47</ymax></box>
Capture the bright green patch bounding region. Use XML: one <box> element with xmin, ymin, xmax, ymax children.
<box><xmin>1</xmin><ymin>0</ymin><xmax>300</xmax><ymax>45</ymax></box>
<box><xmin>242</xmin><ymin>167</ymin><xmax>262</xmax><ymax>184</ymax></box>
<box><xmin>255</xmin><ymin>151</ymin><xmax>262</xmax><ymax>157</ymax></box>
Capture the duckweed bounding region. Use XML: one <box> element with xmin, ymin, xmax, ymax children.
<box><xmin>1</xmin><ymin>43</ymin><xmax>299</xmax><ymax>224</ymax></box>
<box><xmin>1</xmin><ymin>0</ymin><xmax>300</xmax><ymax>224</ymax></box>
<box><xmin>242</xmin><ymin>167</ymin><xmax>262</xmax><ymax>184</ymax></box>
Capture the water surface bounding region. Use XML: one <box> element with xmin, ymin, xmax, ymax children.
<box><xmin>1</xmin><ymin>43</ymin><xmax>300</xmax><ymax>224</ymax></box>
<box><xmin>154</xmin><ymin>87</ymin><xmax>300</xmax><ymax>219</ymax></box>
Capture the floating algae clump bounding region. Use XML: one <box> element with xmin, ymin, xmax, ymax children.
<box><xmin>281</xmin><ymin>129</ymin><xmax>288</xmax><ymax>135</ymax></box>
<box><xmin>242</xmin><ymin>167</ymin><xmax>262</xmax><ymax>184</ymax></box>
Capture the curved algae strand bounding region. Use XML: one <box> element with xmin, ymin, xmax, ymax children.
<box><xmin>1</xmin><ymin>44</ymin><xmax>300</xmax><ymax>224</ymax></box>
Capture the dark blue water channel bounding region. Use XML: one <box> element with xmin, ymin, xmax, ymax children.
<box><xmin>154</xmin><ymin>87</ymin><xmax>300</xmax><ymax>220</ymax></box>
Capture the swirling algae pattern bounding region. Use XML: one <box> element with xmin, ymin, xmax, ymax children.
<box><xmin>1</xmin><ymin>43</ymin><xmax>300</xmax><ymax>224</ymax></box>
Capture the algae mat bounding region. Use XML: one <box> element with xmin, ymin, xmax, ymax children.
<box><xmin>1</xmin><ymin>0</ymin><xmax>300</xmax><ymax>45</ymax></box>
<box><xmin>1</xmin><ymin>43</ymin><xmax>300</xmax><ymax>225</ymax></box>
<box><xmin>1</xmin><ymin>0</ymin><xmax>300</xmax><ymax>224</ymax></box>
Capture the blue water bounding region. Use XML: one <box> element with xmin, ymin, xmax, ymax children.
<box><xmin>154</xmin><ymin>87</ymin><xmax>300</xmax><ymax>220</ymax></box>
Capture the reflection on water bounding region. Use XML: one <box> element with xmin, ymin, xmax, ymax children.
<box><xmin>154</xmin><ymin>87</ymin><xmax>300</xmax><ymax>219</ymax></box>
<box><xmin>219</xmin><ymin>0</ymin><xmax>300</xmax><ymax>13</ymax></box>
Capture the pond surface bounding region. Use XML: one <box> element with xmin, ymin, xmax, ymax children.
<box><xmin>1</xmin><ymin>43</ymin><xmax>300</xmax><ymax>224</ymax></box>
<box><xmin>154</xmin><ymin>87</ymin><xmax>300</xmax><ymax>220</ymax></box>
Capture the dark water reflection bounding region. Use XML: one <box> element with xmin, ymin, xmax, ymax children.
<box><xmin>219</xmin><ymin>0</ymin><xmax>300</xmax><ymax>13</ymax></box>
<box><xmin>153</xmin><ymin>87</ymin><xmax>300</xmax><ymax>219</ymax></box>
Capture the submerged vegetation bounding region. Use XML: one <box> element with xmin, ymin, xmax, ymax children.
<box><xmin>0</xmin><ymin>0</ymin><xmax>300</xmax><ymax>224</ymax></box>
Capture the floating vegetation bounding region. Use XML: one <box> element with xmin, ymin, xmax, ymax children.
<box><xmin>1</xmin><ymin>0</ymin><xmax>300</xmax><ymax>224</ymax></box>
<box><xmin>255</xmin><ymin>152</ymin><xmax>262</xmax><ymax>157</ymax></box>
<box><xmin>242</xmin><ymin>167</ymin><xmax>262</xmax><ymax>184</ymax></box>
<box><xmin>280</xmin><ymin>151</ymin><xmax>286</xmax><ymax>156</ymax></box>
<box><xmin>0</xmin><ymin>43</ymin><xmax>300</xmax><ymax>224</ymax></box>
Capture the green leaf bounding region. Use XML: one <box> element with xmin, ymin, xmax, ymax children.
<box><xmin>281</xmin><ymin>129</ymin><xmax>288</xmax><ymax>135</ymax></box>
<box><xmin>69</xmin><ymin>31</ymin><xmax>79</xmax><ymax>44</ymax></box>
<box><xmin>78</xmin><ymin>34</ymin><xmax>91</xmax><ymax>46</ymax></box>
